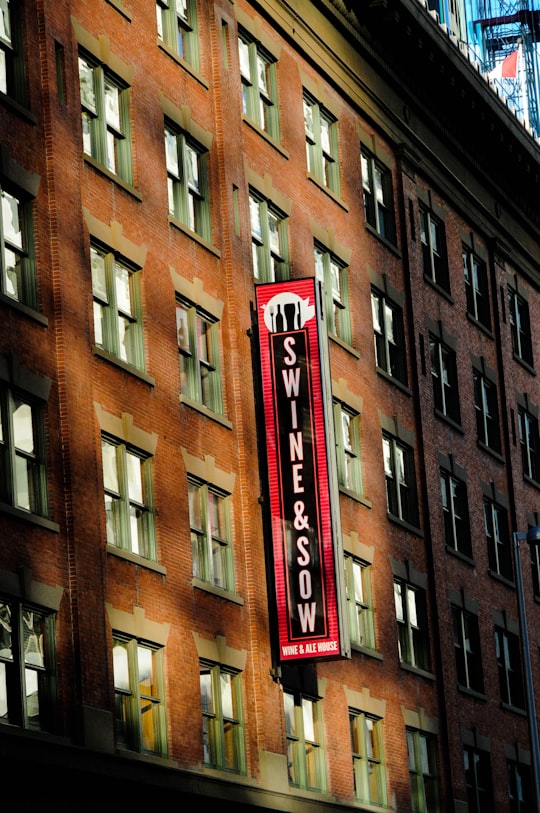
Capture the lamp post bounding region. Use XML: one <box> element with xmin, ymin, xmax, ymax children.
<box><xmin>513</xmin><ymin>525</ymin><xmax>540</xmax><ymax>812</ymax></box>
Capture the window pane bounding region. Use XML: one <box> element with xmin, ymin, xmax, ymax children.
<box><xmin>113</xmin><ymin>640</ymin><xmax>130</xmax><ymax>691</ymax></box>
<box><xmin>2</xmin><ymin>191</ymin><xmax>22</xmax><ymax>248</ymax></box>
<box><xmin>302</xmin><ymin>698</ymin><xmax>315</xmax><ymax>741</ymax></box>
<box><xmin>126</xmin><ymin>452</ymin><xmax>143</xmax><ymax>504</ymax></box>
<box><xmin>220</xmin><ymin>672</ymin><xmax>233</xmax><ymax>718</ymax></box>
<box><xmin>13</xmin><ymin>400</ymin><xmax>34</xmax><ymax>454</ymax></box>
<box><xmin>23</xmin><ymin>610</ymin><xmax>44</xmax><ymax>667</ymax></box>
<box><xmin>102</xmin><ymin>441</ymin><xmax>119</xmax><ymax>492</ymax></box>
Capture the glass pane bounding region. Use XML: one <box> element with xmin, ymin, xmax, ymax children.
<box><xmin>91</xmin><ymin>248</ymin><xmax>108</xmax><ymax>300</ymax></box>
<box><xmin>176</xmin><ymin>304</ymin><xmax>190</xmax><ymax>352</ymax></box>
<box><xmin>186</xmin><ymin>145</ymin><xmax>199</xmax><ymax>192</ymax></box>
<box><xmin>238</xmin><ymin>37</ymin><xmax>250</xmax><ymax>79</ymax></box>
<box><xmin>102</xmin><ymin>441</ymin><xmax>119</xmax><ymax>492</ymax></box>
<box><xmin>13</xmin><ymin>400</ymin><xmax>34</xmax><ymax>453</ymax></box>
<box><xmin>25</xmin><ymin>666</ymin><xmax>40</xmax><ymax>726</ymax></box>
<box><xmin>137</xmin><ymin>645</ymin><xmax>155</xmax><ymax>696</ymax></box>
<box><xmin>249</xmin><ymin>196</ymin><xmax>262</xmax><ymax>239</ymax></box>
<box><xmin>140</xmin><ymin>696</ymin><xmax>159</xmax><ymax>753</ymax></box>
<box><xmin>114</xmin><ymin>264</ymin><xmax>132</xmax><ymax>315</ymax></box>
<box><xmin>78</xmin><ymin>57</ymin><xmax>96</xmax><ymax>110</ymax></box>
<box><xmin>283</xmin><ymin>691</ymin><xmax>296</xmax><ymax>736</ymax></box>
<box><xmin>113</xmin><ymin>640</ymin><xmax>130</xmax><ymax>691</ymax></box>
<box><xmin>257</xmin><ymin>54</ymin><xmax>268</xmax><ymax>94</ymax></box>
<box><xmin>220</xmin><ymin>672</ymin><xmax>233</xmax><ymax>718</ymax></box>
<box><xmin>0</xmin><ymin>0</ymin><xmax>11</xmax><ymax>42</ymax></box>
<box><xmin>0</xmin><ymin>662</ymin><xmax>7</xmax><ymax>719</ymax></box>
<box><xmin>165</xmin><ymin>130</ymin><xmax>179</xmax><ymax>175</ymax></box>
<box><xmin>104</xmin><ymin>79</ymin><xmax>120</xmax><ymax>129</ymax></box>
<box><xmin>320</xmin><ymin>116</ymin><xmax>330</xmax><ymax>153</ymax></box>
<box><xmin>200</xmin><ymin>666</ymin><xmax>214</xmax><ymax>713</ymax></box>
<box><xmin>394</xmin><ymin>581</ymin><xmax>404</xmax><ymax>621</ymax></box>
<box><xmin>126</xmin><ymin>452</ymin><xmax>143</xmax><ymax>504</ymax></box>
<box><xmin>268</xmin><ymin>210</ymin><xmax>280</xmax><ymax>254</ymax></box>
<box><xmin>208</xmin><ymin>491</ymin><xmax>223</xmax><ymax>538</ymax></box>
<box><xmin>105</xmin><ymin>494</ymin><xmax>121</xmax><ymax>545</ymax></box>
<box><xmin>302</xmin><ymin>698</ymin><xmax>315</xmax><ymax>742</ymax></box>
<box><xmin>188</xmin><ymin>481</ymin><xmax>203</xmax><ymax>529</ymax></box>
<box><xmin>2</xmin><ymin>191</ymin><xmax>22</xmax><ymax>248</ymax></box>
<box><xmin>407</xmin><ymin>587</ymin><xmax>418</xmax><ymax>627</ymax></box>
<box><xmin>3</xmin><ymin>246</ymin><xmax>21</xmax><ymax>299</ymax></box>
<box><xmin>303</xmin><ymin>99</ymin><xmax>314</xmax><ymax>139</ymax></box>
<box><xmin>0</xmin><ymin>602</ymin><xmax>12</xmax><ymax>659</ymax></box>
<box><xmin>197</xmin><ymin>317</ymin><xmax>210</xmax><ymax>364</ymax></box>
<box><xmin>23</xmin><ymin>609</ymin><xmax>44</xmax><ymax>667</ymax></box>
<box><xmin>353</xmin><ymin>561</ymin><xmax>364</xmax><ymax>603</ymax></box>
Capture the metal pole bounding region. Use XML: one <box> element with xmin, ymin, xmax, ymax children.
<box><xmin>513</xmin><ymin>529</ymin><xmax>540</xmax><ymax>812</ymax></box>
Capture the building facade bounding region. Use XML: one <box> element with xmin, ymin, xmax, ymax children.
<box><xmin>0</xmin><ymin>0</ymin><xmax>539</xmax><ymax>810</ymax></box>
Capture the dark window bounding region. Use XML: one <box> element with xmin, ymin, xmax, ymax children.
<box><xmin>495</xmin><ymin>628</ymin><xmax>524</xmax><ymax>709</ymax></box>
<box><xmin>361</xmin><ymin>148</ymin><xmax>396</xmax><ymax>243</ymax></box>
<box><xmin>394</xmin><ymin>579</ymin><xmax>430</xmax><ymax>671</ymax></box>
<box><xmin>473</xmin><ymin>370</ymin><xmax>501</xmax><ymax>453</ymax></box>
<box><xmin>452</xmin><ymin>607</ymin><xmax>484</xmax><ymax>693</ymax></box>
<box><xmin>484</xmin><ymin>498</ymin><xmax>512</xmax><ymax>580</ymax></box>
<box><xmin>518</xmin><ymin>406</ymin><xmax>539</xmax><ymax>482</ymax></box>
<box><xmin>430</xmin><ymin>334</ymin><xmax>460</xmax><ymax>424</ymax></box>
<box><xmin>371</xmin><ymin>288</ymin><xmax>408</xmax><ymax>385</ymax></box>
<box><xmin>508</xmin><ymin>288</ymin><xmax>533</xmax><ymax>367</ymax></box>
<box><xmin>464</xmin><ymin>746</ymin><xmax>494</xmax><ymax>813</ymax></box>
<box><xmin>507</xmin><ymin>759</ymin><xmax>532</xmax><ymax>812</ymax></box>
<box><xmin>419</xmin><ymin>204</ymin><xmax>449</xmax><ymax>292</ymax></box>
<box><xmin>407</xmin><ymin>728</ymin><xmax>440</xmax><ymax>812</ymax></box>
<box><xmin>463</xmin><ymin>246</ymin><xmax>491</xmax><ymax>330</ymax></box>
<box><xmin>383</xmin><ymin>433</ymin><xmax>418</xmax><ymax>527</ymax></box>
<box><xmin>441</xmin><ymin>470</ymin><xmax>471</xmax><ymax>558</ymax></box>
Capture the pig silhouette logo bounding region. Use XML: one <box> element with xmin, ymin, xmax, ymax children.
<box><xmin>263</xmin><ymin>291</ymin><xmax>315</xmax><ymax>333</ymax></box>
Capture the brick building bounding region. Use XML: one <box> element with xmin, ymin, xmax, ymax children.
<box><xmin>0</xmin><ymin>0</ymin><xmax>539</xmax><ymax>811</ymax></box>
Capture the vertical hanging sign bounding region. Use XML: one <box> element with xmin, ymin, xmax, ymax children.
<box><xmin>256</xmin><ymin>278</ymin><xmax>348</xmax><ymax>662</ymax></box>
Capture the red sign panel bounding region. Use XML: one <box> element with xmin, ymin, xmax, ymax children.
<box><xmin>256</xmin><ymin>278</ymin><xmax>348</xmax><ymax>662</ymax></box>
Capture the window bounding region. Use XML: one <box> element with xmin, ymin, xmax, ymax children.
<box><xmin>303</xmin><ymin>93</ymin><xmax>340</xmax><ymax>194</ymax></box>
<box><xmin>495</xmin><ymin>627</ymin><xmax>524</xmax><ymax>709</ymax></box>
<box><xmin>430</xmin><ymin>334</ymin><xmax>460</xmax><ymax>424</ymax></box>
<box><xmin>463</xmin><ymin>246</ymin><xmax>491</xmax><ymax>330</ymax></box>
<box><xmin>112</xmin><ymin>635</ymin><xmax>166</xmax><ymax>756</ymax></box>
<box><xmin>200</xmin><ymin>661</ymin><xmax>245</xmax><ymax>772</ymax></box>
<box><xmin>531</xmin><ymin>532</ymin><xmax>540</xmax><ymax>597</ymax></box>
<box><xmin>0</xmin><ymin>386</ymin><xmax>48</xmax><ymax>517</ymax></box>
<box><xmin>440</xmin><ymin>470</ymin><xmax>471</xmax><ymax>558</ymax></box>
<box><xmin>249</xmin><ymin>190</ymin><xmax>289</xmax><ymax>282</ymax></box>
<box><xmin>165</xmin><ymin>124</ymin><xmax>211</xmax><ymax>241</ymax></box>
<box><xmin>394</xmin><ymin>580</ymin><xmax>431</xmax><ymax>671</ymax></box>
<box><xmin>371</xmin><ymin>288</ymin><xmax>408</xmax><ymax>385</ymax></box>
<box><xmin>350</xmin><ymin>710</ymin><xmax>387</xmax><ymax>805</ymax></box>
<box><xmin>0</xmin><ymin>185</ymin><xmax>37</xmax><ymax>308</ymax></box>
<box><xmin>314</xmin><ymin>245</ymin><xmax>351</xmax><ymax>343</ymax></box>
<box><xmin>518</xmin><ymin>405</ymin><xmax>539</xmax><ymax>482</ymax></box>
<box><xmin>238</xmin><ymin>29</ymin><xmax>279</xmax><ymax>139</ymax></box>
<box><xmin>452</xmin><ymin>607</ymin><xmax>484</xmax><ymax>693</ymax></box>
<box><xmin>188</xmin><ymin>478</ymin><xmax>233</xmax><ymax>591</ymax></box>
<box><xmin>334</xmin><ymin>401</ymin><xmax>363</xmax><ymax>496</ymax></box>
<box><xmin>361</xmin><ymin>147</ymin><xmax>396</xmax><ymax>243</ymax></box>
<box><xmin>419</xmin><ymin>204</ymin><xmax>449</xmax><ymax>292</ymax></box>
<box><xmin>177</xmin><ymin>299</ymin><xmax>223</xmax><ymax>413</ymax></box>
<box><xmin>284</xmin><ymin>690</ymin><xmax>325</xmax><ymax>791</ymax></box>
<box><xmin>156</xmin><ymin>0</ymin><xmax>199</xmax><ymax>70</ymax></box>
<box><xmin>508</xmin><ymin>287</ymin><xmax>533</xmax><ymax>367</ymax></box>
<box><xmin>344</xmin><ymin>555</ymin><xmax>376</xmax><ymax>650</ymax></box>
<box><xmin>78</xmin><ymin>51</ymin><xmax>132</xmax><ymax>183</ymax></box>
<box><xmin>406</xmin><ymin>728</ymin><xmax>440</xmax><ymax>813</ymax></box>
<box><xmin>91</xmin><ymin>244</ymin><xmax>144</xmax><ymax>370</ymax></box>
<box><xmin>101</xmin><ymin>437</ymin><xmax>156</xmax><ymax>560</ymax></box>
<box><xmin>484</xmin><ymin>497</ymin><xmax>512</xmax><ymax>580</ymax></box>
<box><xmin>464</xmin><ymin>746</ymin><xmax>494</xmax><ymax>813</ymax></box>
<box><xmin>383</xmin><ymin>432</ymin><xmax>418</xmax><ymax>526</ymax></box>
<box><xmin>473</xmin><ymin>369</ymin><xmax>501</xmax><ymax>453</ymax></box>
<box><xmin>0</xmin><ymin>599</ymin><xmax>56</xmax><ymax>731</ymax></box>
<box><xmin>0</xmin><ymin>0</ymin><xmax>24</xmax><ymax>101</ymax></box>
<box><xmin>507</xmin><ymin>758</ymin><xmax>532</xmax><ymax>812</ymax></box>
